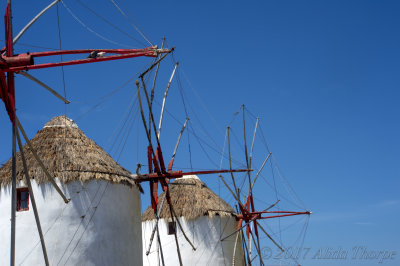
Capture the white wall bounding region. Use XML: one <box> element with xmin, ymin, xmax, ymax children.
<box><xmin>0</xmin><ymin>179</ymin><xmax>142</xmax><ymax>266</ymax></box>
<box><xmin>142</xmin><ymin>216</ymin><xmax>244</xmax><ymax>266</ymax></box>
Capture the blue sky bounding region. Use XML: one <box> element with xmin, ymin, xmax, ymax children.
<box><xmin>0</xmin><ymin>1</ymin><xmax>399</xmax><ymax>265</ymax></box>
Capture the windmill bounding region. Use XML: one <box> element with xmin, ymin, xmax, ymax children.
<box><xmin>132</xmin><ymin>49</ymin><xmax>250</xmax><ymax>266</ymax></box>
<box><xmin>219</xmin><ymin>105</ymin><xmax>311</xmax><ymax>266</ymax></box>
<box><xmin>0</xmin><ymin>1</ymin><xmax>170</xmax><ymax>265</ymax></box>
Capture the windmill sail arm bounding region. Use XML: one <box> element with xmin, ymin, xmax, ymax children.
<box><xmin>241</xmin><ymin>211</ymin><xmax>310</xmax><ymax>220</ymax></box>
<box><xmin>256</xmin><ymin>221</ymin><xmax>284</xmax><ymax>252</ymax></box>
<box><xmin>168</xmin><ymin>118</ymin><xmax>189</xmax><ymax>171</ymax></box>
<box><xmin>135</xmin><ymin>168</ymin><xmax>250</xmax><ymax>183</ymax></box>
<box><xmin>13</xmin><ymin>0</ymin><xmax>60</xmax><ymax>45</ymax></box>
<box><xmin>0</xmin><ymin>48</ymin><xmax>170</xmax><ymax>72</ymax></box>
<box><xmin>18</xmin><ymin>71</ymin><xmax>70</xmax><ymax>104</ymax></box>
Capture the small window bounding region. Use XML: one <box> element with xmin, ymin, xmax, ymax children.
<box><xmin>167</xmin><ymin>221</ymin><xmax>176</xmax><ymax>235</ymax></box>
<box><xmin>17</xmin><ymin>188</ymin><xmax>29</xmax><ymax>211</ymax></box>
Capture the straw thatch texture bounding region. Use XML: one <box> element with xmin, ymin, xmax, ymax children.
<box><xmin>142</xmin><ymin>175</ymin><xmax>236</xmax><ymax>221</ymax></box>
<box><xmin>0</xmin><ymin>116</ymin><xmax>136</xmax><ymax>187</ymax></box>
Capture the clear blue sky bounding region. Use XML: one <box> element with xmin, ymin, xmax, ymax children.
<box><xmin>0</xmin><ymin>1</ymin><xmax>399</xmax><ymax>265</ymax></box>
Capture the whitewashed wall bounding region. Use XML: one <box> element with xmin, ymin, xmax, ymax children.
<box><xmin>142</xmin><ymin>216</ymin><xmax>244</xmax><ymax>266</ymax></box>
<box><xmin>0</xmin><ymin>179</ymin><xmax>142</xmax><ymax>266</ymax></box>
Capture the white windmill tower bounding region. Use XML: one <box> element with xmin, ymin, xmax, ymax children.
<box><xmin>142</xmin><ymin>174</ymin><xmax>244</xmax><ymax>266</ymax></box>
<box><xmin>0</xmin><ymin>116</ymin><xmax>143</xmax><ymax>265</ymax></box>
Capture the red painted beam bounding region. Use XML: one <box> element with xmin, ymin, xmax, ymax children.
<box><xmin>237</xmin><ymin>211</ymin><xmax>310</xmax><ymax>220</ymax></box>
<box><xmin>28</xmin><ymin>47</ymin><xmax>157</xmax><ymax>57</ymax></box>
<box><xmin>1</xmin><ymin>51</ymin><xmax>157</xmax><ymax>72</ymax></box>
<box><xmin>182</xmin><ymin>168</ymin><xmax>251</xmax><ymax>176</ymax></box>
<box><xmin>135</xmin><ymin>168</ymin><xmax>250</xmax><ymax>183</ymax></box>
<box><xmin>257</xmin><ymin>212</ymin><xmax>310</xmax><ymax>220</ymax></box>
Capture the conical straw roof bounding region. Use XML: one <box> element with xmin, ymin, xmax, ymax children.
<box><xmin>142</xmin><ymin>175</ymin><xmax>235</xmax><ymax>221</ymax></box>
<box><xmin>0</xmin><ymin>116</ymin><xmax>136</xmax><ymax>187</ymax></box>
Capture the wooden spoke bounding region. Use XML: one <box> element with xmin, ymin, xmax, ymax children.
<box><xmin>249</xmin><ymin>117</ymin><xmax>259</xmax><ymax>169</ymax></box>
<box><xmin>227</xmin><ymin>127</ymin><xmax>240</xmax><ymax>200</ymax></box>
<box><xmin>16</xmin><ymin>129</ymin><xmax>49</xmax><ymax>266</ymax></box>
<box><xmin>158</xmin><ymin>62</ymin><xmax>179</xmax><ymax>139</ymax></box>
<box><xmin>242</xmin><ymin>105</ymin><xmax>252</xmax><ymax>196</ymax></box>
<box><xmin>169</xmin><ymin>118</ymin><xmax>189</xmax><ymax>171</ymax></box>
<box><xmin>16</xmin><ymin>117</ymin><xmax>69</xmax><ymax>203</ymax></box>
<box><xmin>248</xmin><ymin>228</ymin><xmax>264</xmax><ymax>266</ymax></box>
<box><xmin>250</xmin><ymin>152</ymin><xmax>272</xmax><ymax>191</ymax></box>
<box><xmin>148</xmin><ymin>38</ymin><xmax>165</xmax><ymax>136</ymax></box>
<box><xmin>18</xmin><ymin>71</ymin><xmax>70</xmax><ymax>104</ymax></box>
<box><xmin>165</xmin><ymin>189</ymin><xmax>183</xmax><ymax>266</ymax></box>
<box><xmin>218</xmin><ymin>174</ymin><xmax>240</xmax><ymax>202</ymax></box>
<box><xmin>256</xmin><ymin>221</ymin><xmax>284</xmax><ymax>252</ymax></box>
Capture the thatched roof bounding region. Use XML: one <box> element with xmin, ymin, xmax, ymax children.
<box><xmin>142</xmin><ymin>175</ymin><xmax>236</xmax><ymax>221</ymax></box>
<box><xmin>0</xmin><ymin>116</ymin><xmax>136</xmax><ymax>187</ymax></box>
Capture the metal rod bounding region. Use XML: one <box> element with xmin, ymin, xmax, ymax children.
<box><xmin>13</xmin><ymin>0</ymin><xmax>60</xmax><ymax>44</ymax></box>
<box><xmin>15</xmin><ymin>117</ymin><xmax>69</xmax><ymax>203</ymax></box>
<box><xmin>157</xmin><ymin>62</ymin><xmax>179</xmax><ymax>139</ymax></box>
<box><xmin>250</xmin><ymin>152</ymin><xmax>272</xmax><ymax>190</ymax></box>
<box><xmin>18</xmin><ymin>71</ymin><xmax>70</xmax><ymax>103</ymax></box>
<box><xmin>16</xmin><ymin>129</ymin><xmax>49</xmax><ymax>266</ymax></box>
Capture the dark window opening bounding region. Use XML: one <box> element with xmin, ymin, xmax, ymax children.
<box><xmin>17</xmin><ymin>188</ymin><xmax>29</xmax><ymax>211</ymax></box>
<box><xmin>168</xmin><ymin>221</ymin><xmax>176</xmax><ymax>235</ymax></box>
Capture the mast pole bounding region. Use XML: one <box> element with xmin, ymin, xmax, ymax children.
<box><xmin>6</xmin><ymin>0</ymin><xmax>16</xmax><ymax>265</ymax></box>
<box><xmin>10</xmin><ymin>123</ymin><xmax>16</xmax><ymax>266</ymax></box>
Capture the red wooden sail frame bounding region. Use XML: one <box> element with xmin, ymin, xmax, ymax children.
<box><xmin>0</xmin><ymin>3</ymin><xmax>168</xmax><ymax>123</ymax></box>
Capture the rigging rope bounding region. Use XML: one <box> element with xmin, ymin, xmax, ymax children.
<box><xmin>106</xmin><ymin>90</ymin><xmax>138</xmax><ymax>151</ymax></box>
<box><xmin>60</xmin><ymin>0</ymin><xmax>133</xmax><ymax>48</ymax></box>
<box><xmin>74</xmin><ymin>0</ymin><xmax>145</xmax><ymax>47</ymax></box>
<box><xmin>73</xmin><ymin>60</ymin><xmax>152</xmax><ymax>121</ymax></box>
<box><xmin>56</xmin><ymin>3</ymin><xmax>68</xmax><ymax>117</ymax></box>
<box><xmin>109</xmin><ymin>0</ymin><xmax>153</xmax><ymax>46</ymax></box>
<box><xmin>0</xmin><ymin>39</ymin><xmax>59</xmax><ymax>51</ymax></box>
<box><xmin>116</xmin><ymin>105</ymin><xmax>139</xmax><ymax>161</ymax></box>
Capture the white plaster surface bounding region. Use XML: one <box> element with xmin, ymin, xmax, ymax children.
<box><xmin>0</xmin><ymin>179</ymin><xmax>142</xmax><ymax>266</ymax></box>
<box><xmin>142</xmin><ymin>216</ymin><xmax>244</xmax><ymax>266</ymax></box>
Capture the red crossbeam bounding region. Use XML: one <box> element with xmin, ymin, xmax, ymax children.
<box><xmin>0</xmin><ymin>47</ymin><xmax>161</xmax><ymax>72</ymax></box>
<box><xmin>237</xmin><ymin>211</ymin><xmax>311</xmax><ymax>220</ymax></box>
<box><xmin>136</xmin><ymin>168</ymin><xmax>249</xmax><ymax>183</ymax></box>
